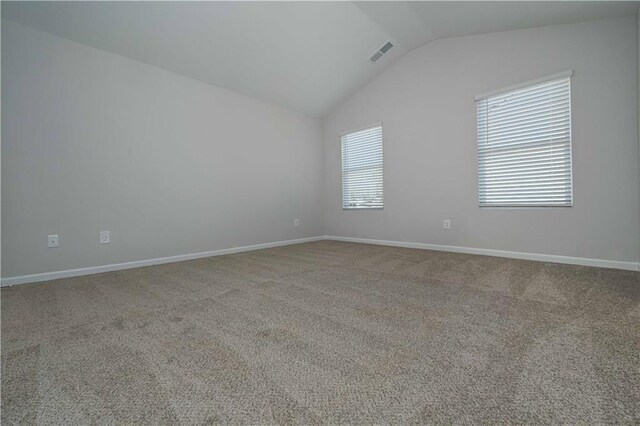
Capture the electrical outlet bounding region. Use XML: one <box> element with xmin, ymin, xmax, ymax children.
<box><xmin>48</xmin><ymin>234</ymin><xmax>59</xmax><ymax>248</ymax></box>
<box><xmin>294</xmin><ymin>218</ymin><xmax>300</xmax><ymax>227</ymax></box>
<box><xmin>443</xmin><ymin>219</ymin><xmax>451</xmax><ymax>230</ymax></box>
<box><xmin>100</xmin><ymin>231</ymin><xmax>111</xmax><ymax>244</ymax></box>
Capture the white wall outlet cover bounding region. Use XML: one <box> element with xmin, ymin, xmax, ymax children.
<box><xmin>294</xmin><ymin>219</ymin><xmax>300</xmax><ymax>227</ymax></box>
<box><xmin>47</xmin><ymin>235</ymin><xmax>59</xmax><ymax>248</ymax></box>
<box><xmin>444</xmin><ymin>220</ymin><xmax>451</xmax><ymax>230</ymax></box>
<box><xmin>100</xmin><ymin>231</ymin><xmax>111</xmax><ymax>244</ymax></box>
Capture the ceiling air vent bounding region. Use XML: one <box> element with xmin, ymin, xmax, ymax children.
<box><xmin>370</xmin><ymin>41</ymin><xmax>393</xmax><ymax>62</ymax></box>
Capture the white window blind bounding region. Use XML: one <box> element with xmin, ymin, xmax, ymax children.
<box><xmin>341</xmin><ymin>125</ymin><xmax>383</xmax><ymax>209</ymax></box>
<box><xmin>476</xmin><ymin>72</ymin><xmax>573</xmax><ymax>207</ymax></box>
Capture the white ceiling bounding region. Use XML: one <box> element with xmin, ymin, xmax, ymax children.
<box><xmin>3</xmin><ymin>1</ymin><xmax>638</xmax><ymax>117</ymax></box>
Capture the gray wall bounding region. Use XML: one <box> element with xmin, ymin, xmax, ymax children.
<box><xmin>323</xmin><ymin>16</ymin><xmax>640</xmax><ymax>262</ymax></box>
<box><xmin>2</xmin><ymin>20</ymin><xmax>324</xmax><ymax>278</ymax></box>
<box><xmin>3</xmin><ymin>15</ymin><xmax>639</xmax><ymax>279</ymax></box>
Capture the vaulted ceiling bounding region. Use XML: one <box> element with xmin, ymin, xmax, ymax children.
<box><xmin>3</xmin><ymin>1</ymin><xmax>638</xmax><ymax>117</ymax></box>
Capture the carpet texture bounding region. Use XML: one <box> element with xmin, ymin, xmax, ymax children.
<box><xmin>2</xmin><ymin>240</ymin><xmax>639</xmax><ymax>424</ymax></box>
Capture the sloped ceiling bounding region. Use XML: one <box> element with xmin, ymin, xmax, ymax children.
<box><xmin>3</xmin><ymin>1</ymin><xmax>638</xmax><ymax>117</ymax></box>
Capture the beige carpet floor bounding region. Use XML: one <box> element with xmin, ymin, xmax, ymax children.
<box><xmin>2</xmin><ymin>240</ymin><xmax>639</xmax><ymax>424</ymax></box>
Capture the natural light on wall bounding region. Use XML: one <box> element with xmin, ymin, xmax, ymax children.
<box><xmin>341</xmin><ymin>125</ymin><xmax>383</xmax><ymax>209</ymax></box>
<box><xmin>475</xmin><ymin>71</ymin><xmax>573</xmax><ymax>207</ymax></box>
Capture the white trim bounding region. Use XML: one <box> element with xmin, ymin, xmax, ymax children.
<box><xmin>0</xmin><ymin>236</ymin><xmax>325</xmax><ymax>287</ymax></box>
<box><xmin>338</xmin><ymin>122</ymin><xmax>382</xmax><ymax>137</ymax></box>
<box><xmin>474</xmin><ymin>70</ymin><xmax>574</xmax><ymax>101</ymax></box>
<box><xmin>325</xmin><ymin>236</ymin><xmax>640</xmax><ymax>272</ymax></box>
<box><xmin>4</xmin><ymin>235</ymin><xmax>636</xmax><ymax>287</ymax></box>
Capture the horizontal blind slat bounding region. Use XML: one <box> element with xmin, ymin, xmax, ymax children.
<box><xmin>481</xmin><ymin>93</ymin><xmax>570</xmax><ymax>118</ymax></box>
<box><xmin>342</xmin><ymin>126</ymin><xmax>383</xmax><ymax>209</ymax></box>
<box><xmin>480</xmin><ymin>153</ymin><xmax>570</xmax><ymax>168</ymax></box>
<box><xmin>478</xmin><ymin>143</ymin><xmax>569</xmax><ymax>160</ymax></box>
<box><xmin>483</xmin><ymin>79</ymin><xmax>569</xmax><ymax>103</ymax></box>
<box><xmin>479</xmin><ymin>137</ymin><xmax>570</xmax><ymax>154</ymax></box>
<box><xmin>476</xmin><ymin>76</ymin><xmax>572</xmax><ymax>207</ymax></box>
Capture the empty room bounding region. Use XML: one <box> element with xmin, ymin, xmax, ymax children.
<box><xmin>1</xmin><ymin>1</ymin><xmax>639</xmax><ymax>424</ymax></box>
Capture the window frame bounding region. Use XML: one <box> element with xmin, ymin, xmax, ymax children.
<box><xmin>475</xmin><ymin>71</ymin><xmax>574</xmax><ymax>208</ymax></box>
<box><xmin>340</xmin><ymin>123</ymin><xmax>384</xmax><ymax>210</ymax></box>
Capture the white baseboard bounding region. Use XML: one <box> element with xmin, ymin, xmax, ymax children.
<box><xmin>325</xmin><ymin>236</ymin><xmax>640</xmax><ymax>272</ymax></box>
<box><xmin>3</xmin><ymin>234</ymin><xmax>637</xmax><ymax>287</ymax></box>
<box><xmin>0</xmin><ymin>236</ymin><xmax>325</xmax><ymax>287</ymax></box>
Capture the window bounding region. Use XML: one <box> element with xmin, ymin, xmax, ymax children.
<box><xmin>341</xmin><ymin>125</ymin><xmax>383</xmax><ymax>209</ymax></box>
<box><xmin>475</xmin><ymin>72</ymin><xmax>573</xmax><ymax>207</ymax></box>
